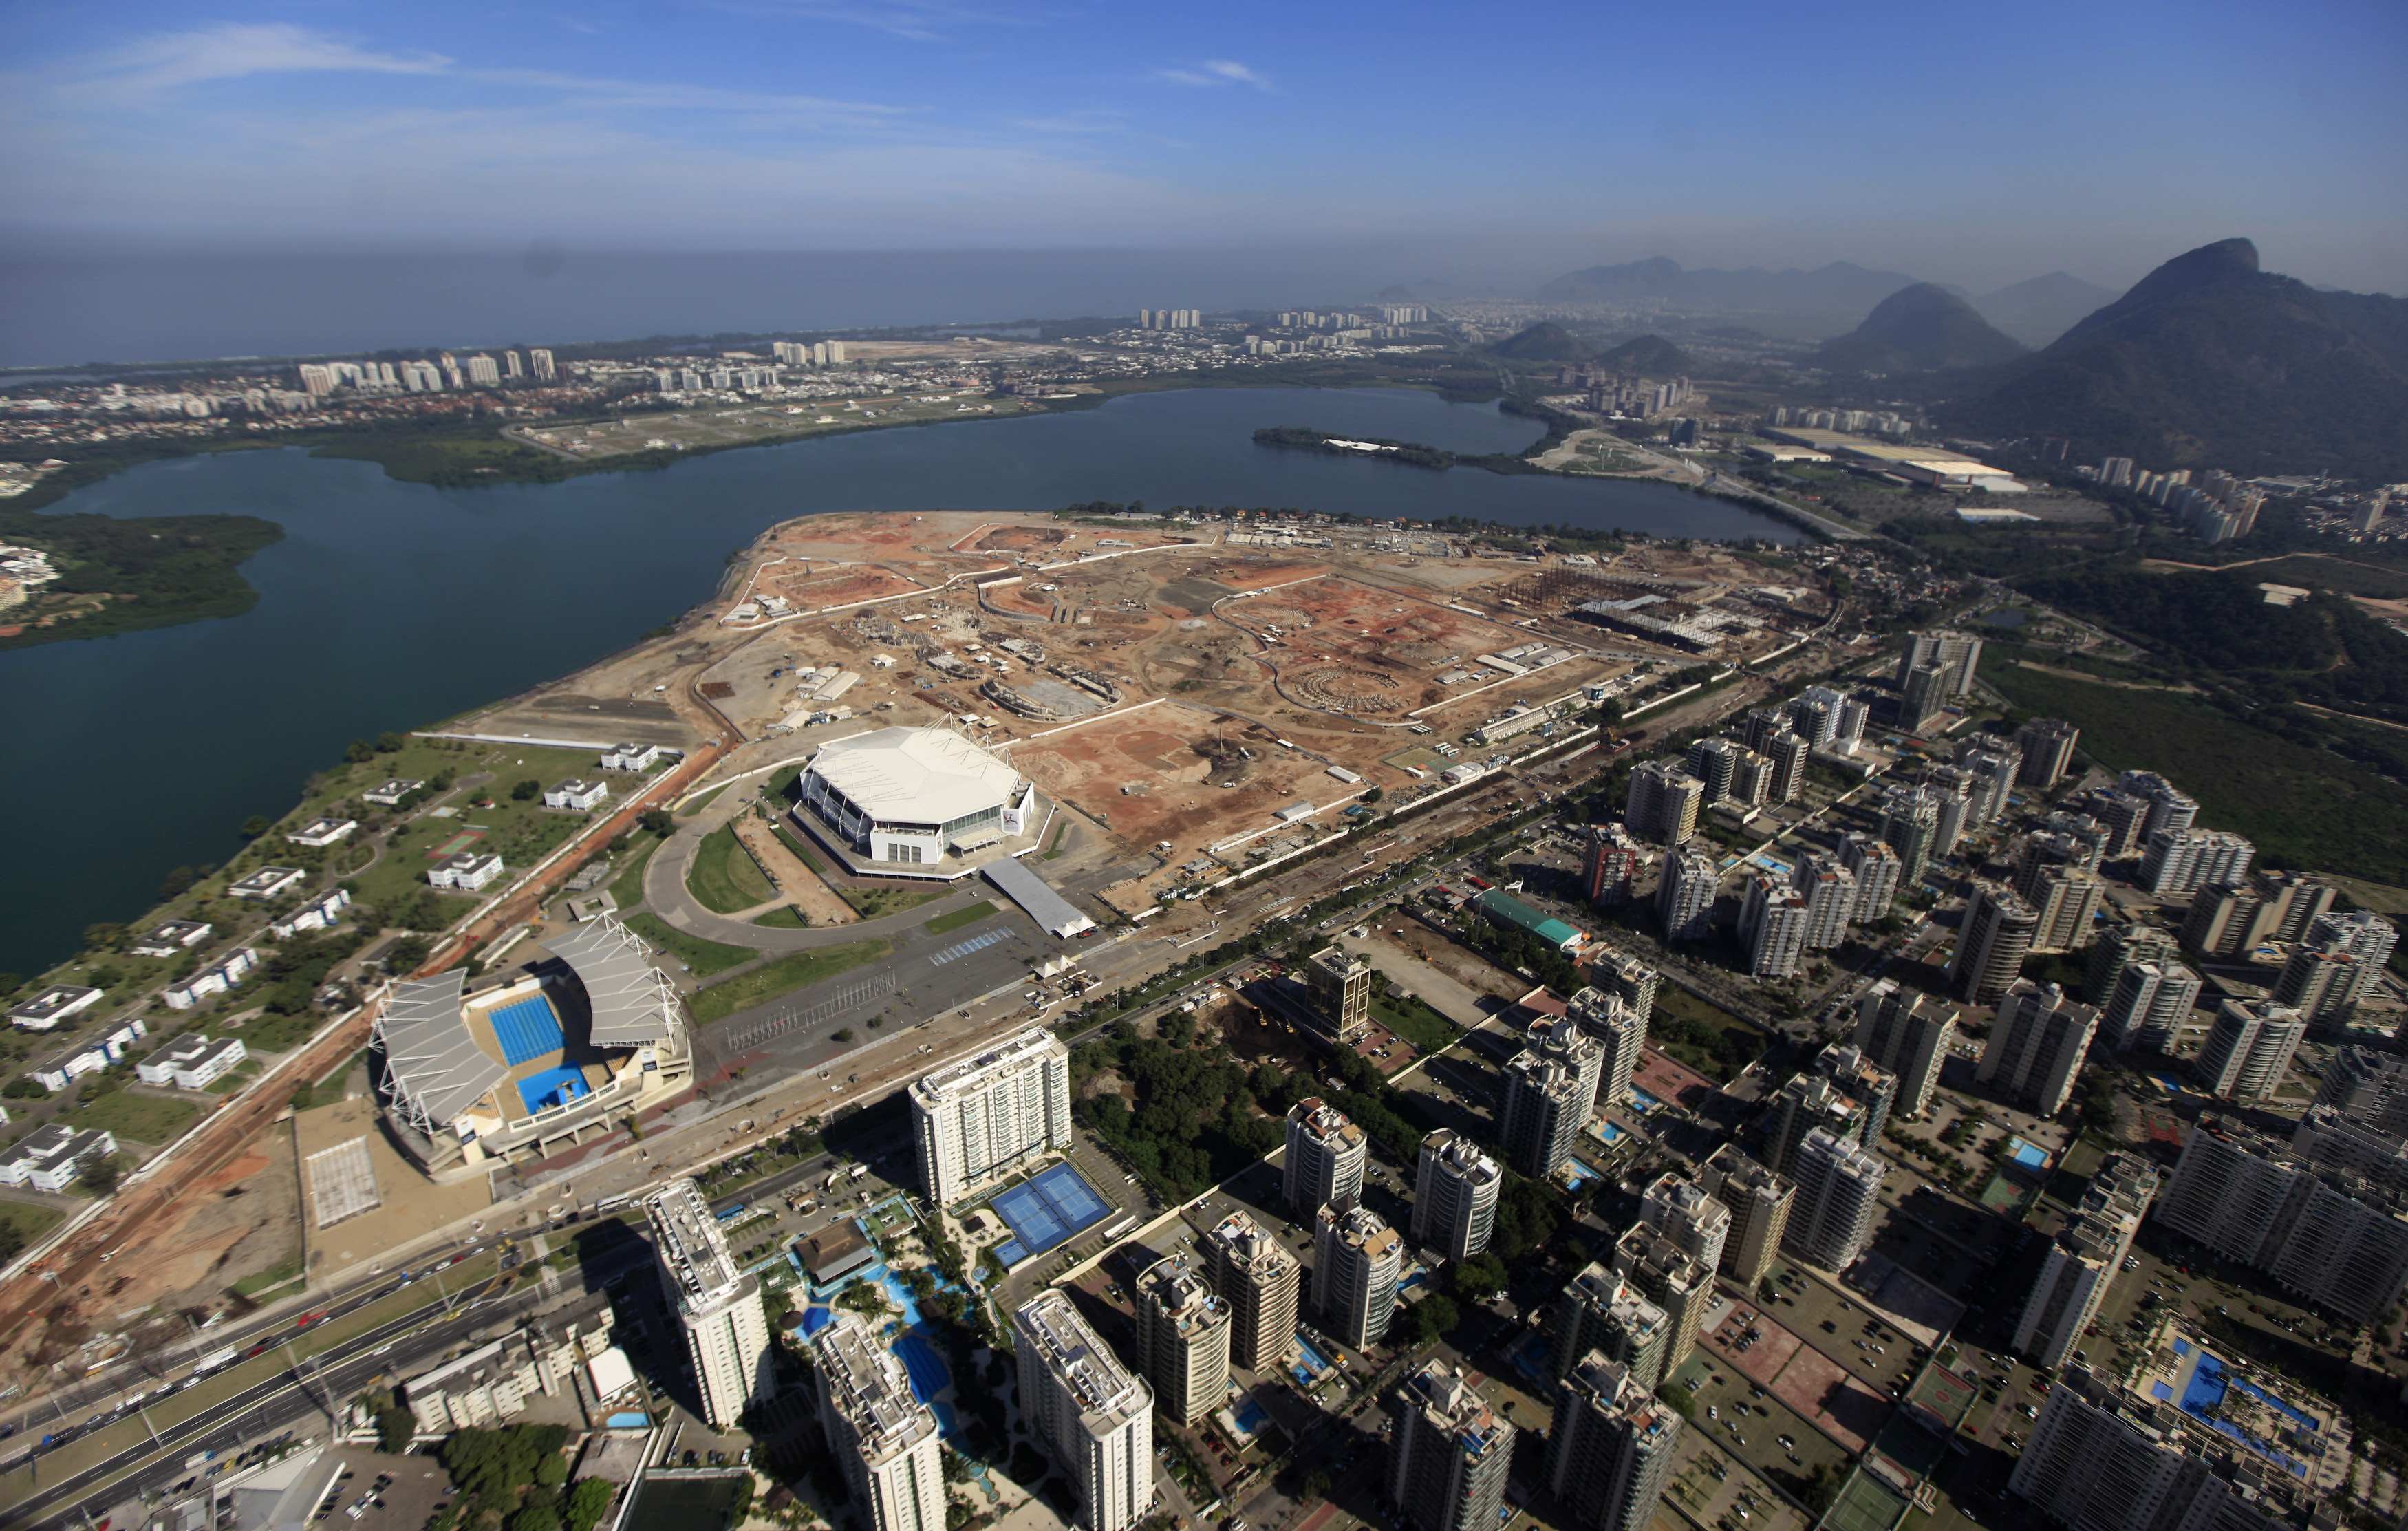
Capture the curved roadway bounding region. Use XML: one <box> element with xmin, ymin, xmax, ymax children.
<box><xmin>641</xmin><ymin>785</ymin><xmax>994</xmax><ymax>952</ymax></box>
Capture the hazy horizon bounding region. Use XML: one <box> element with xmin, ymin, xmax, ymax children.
<box><xmin>3</xmin><ymin>0</ymin><xmax>2403</xmax><ymax>361</ymax></box>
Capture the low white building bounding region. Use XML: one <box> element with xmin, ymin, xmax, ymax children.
<box><xmin>228</xmin><ymin>866</ymin><xmax>308</xmax><ymax>901</ymax></box>
<box><xmin>270</xmin><ymin>888</ymin><xmax>352</xmax><ymax>939</ymax></box>
<box><xmin>0</xmin><ymin>1125</ymin><xmax>120</xmax><ymax>1192</ymax></box>
<box><xmin>29</xmin><ymin>1018</ymin><xmax>147</xmax><ymax>1093</ymax></box>
<box><xmin>137</xmin><ymin>1034</ymin><xmax>248</xmax><ymax>1091</ymax></box>
<box><xmin>544</xmin><ymin>779</ymin><xmax>610</xmax><ymax>811</ymax></box>
<box><xmin>131</xmin><ymin>920</ymin><xmax>214</xmax><ymax>957</ymax></box>
<box><xmin>363</xmin><ymin>778</ymin><xmax>427</xmax><ymax>806</ymax></box>
<box><xmin>9</xmin><ymin>983</ymin><xmax>104</xmax><ymax>1032</ymax></box>
<box><xmin>164</xmin><ymin>947</ymin><xmax>259</xmax><ymax>1011</ymax></box>
<box><xmin>429</xmin><ymin>851</ymin><xmax>505</xmax><ymax>891</ymax></box>
<box><xmin>286</xmin><ymin>816</ymin><xmax>358</xmax><ymax>847</ymax></box>
<box><xmin>600</xmin><ymin>742</ymin><xmax>665</xmax><ymax>773</ymax></box>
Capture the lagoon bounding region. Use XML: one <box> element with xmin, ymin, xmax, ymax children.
<box><xmin>0</xmin><ymin>386</ymin><xmax>1795</xmax><ymax>973</ymax></box>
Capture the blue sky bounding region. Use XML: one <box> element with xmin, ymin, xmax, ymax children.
<box><xmin>5</xmin><ymin>0</ymin><xmax>2404</xmax><ymax>292</ymax></box>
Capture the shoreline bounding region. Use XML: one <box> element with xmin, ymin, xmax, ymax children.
<box><xmin>3</xmin><ymin>374</ymin><xmax>1827</xmax><ymax>651</ymax></box>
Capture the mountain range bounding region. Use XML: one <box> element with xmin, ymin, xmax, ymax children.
<box><xmin>1973</xmin><ymin>272</ymin><xmax>2117</xmax><ymax>347</ymax></box>
<box><xmin>1942</xmin><ymin>239</ymin><xmax>2408</xmax><ymax>478</ymax></box>
<box><xmin>1815</xmin><ymin>285</ymin><xmax>2028</xmax><ymax>374</ymax></box>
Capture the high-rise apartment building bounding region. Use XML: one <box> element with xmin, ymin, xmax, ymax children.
<box><xmin>1853</xmin><ymin>978</ymin><xmax>1955</xmax><ymax>1117</ymax></box>
<box><xmin>1639</xmin><ymin>1172</ymin><xmax>1730</xmax><ymax>1276</ymax></box>
<box><xmin>465</xmin><ymin>353</ymin><xmax>502</xmax><ymax>386</ymax></box>
<box><xmin>2010</xmin><ymin>1367</ymin><xmax>2296</xmax><ymax>1531</ymax></box>
<box><xmin>1413</xmin><ymin>1129</ymin><xmax>1502</xmax><ymax>1261</ymax></box>
<box><xmin>1838</xmin><ymin>833</ymin><xmax>1902</xmax><ymax>923</ymax></box>
<box><xmin>1738</xmin><ymin>875</ymin><xmax>1810</xmax><ymax>978</ymax></box>
<box><xmin>1204</xmin><ymin>1211</ymin><xmax>1299</xmax><ymax>1371</ymax></box>
<box><xmin>2140</xmin><ymin>828</ymin><xmax>2255</xmax><ymax>899</ymax></box>
<box><xmin>2012</xmin><ymin>1155</ymin><xmax>2158</xmax><ymax>1369</ymax></box>
<box><xmin>1953</xmin><ymin>881</ymin><xmax>2039</xmax><ymax>1003</ymax></box>
<box><xmin>1611</xmin><ymin>1223</ymin><xmax>1711</xmax><ymax>1371</ymax></box>
<box><xmin>2014</xmin><ymin>718</ymin><xmax>2080</xmax><ymax>791</ymax></box>
<box><xmin>1898</xmin><ymin>661</ymin><xmax>1953</xmax><ymax>734</ymax></box>
<box><xmin>1014</xmin><ymin>1292</ymin><xmax>1155</xmax><ymax>1531</ymax></box>
<box><xmin>2153</xmin><ymin>1115</ymin><xmax>2408</xmax><ymax>1323</ymax></box>
<box><xmin>813</xmin><ymin>1313</ymin><xmax>945</xmax><ymax>1531</ymax></box>
<box><xmin>1284</xmin><ymin>1098</ymin><xmax>1368</xmax><ymax>1217</ymax></box>
<box><xmin>528</xmin><ymin>347</ymin><xmax>556</xmax><ymax>381</ymax></box>
<box><xmin>1765</xmin><ymin>1044</ymin><xmax>1892</xmax><ymax>1176</ymax></box>
<box><xmin>2181</xmin><ymin>879</ymin><xmax>2264</xmax><ymax>960</ymax></box>
<box><xmin>1582</xmin><ymin>823</ymin><xmax>1647</xmax><ymax>904</ymax></box>
<box><xmin>1898</xmin><ymin>630</ymin><xmax>1984</xmax><ymax>694</ymax></box>
<box><xmin>1626</xmin><ymin>761</ymin><xmax>1704</xmax><ymax>846</ymax></box>
<box><xmin>1699</xmin><ymin>1146</ymin><xmax>1793</xmax><ymax>1285</ymax></box>
<box><xmin>2099</xmin><ymin>959</ymin><xmax>2203</xmax><ymax>1053</ymax></box>
<box><xmin>1386</xmin><ymin>1363</ymin><xmax>1515</xmax><ymax>1531</ymax></box>
<box><xmin>2277</xmin><ymin>911</ymin><xmax>2397</xmax><ymax>1033</ymax></box>
<box><xmin>1302</xmin><ymin>946</ymin><xmax>1373</xmax><ymax>1046</ymax></box>
<box><xmin>2314</xmin><ymin>1046</ymin><xmax>2408</xmax><ymax>1139</ymax></box>
<box><xmin>2028</xmin><ymin>866</ymin><xmax>2105</xmax><ymax>954</ymax></box>
<box><xmin>1567</xmin><ymin>985</ymin><xmax>1646</xmax><ymax>1111</ymax></box>
<box><xmin>646</xmin><ymin>1178</ymin><xmax>773</xmax><ymax>1430</ymax></box>
<box><xmin>2085</xmin><ymin>923</ymin><xmax>2177</xmax><ymax>1005</ymax></box>
<box><xmin>1761</xmin><ymin>728</ymin><xmax>1810</xmax><ymax>804</ymax></box>
<box><xmin>910</xmin><ymin>1027</ymin><xmax>1072</xmax><ymax>1206</ymax></box>
<box><xmin>1979</xmin><ymin>981</ymin><xmax>2098</xmax><ymax>1117</ymax></box>
<box><xmin>2253</xmin><ymin>872</ymin><xmax>2341</xmax><ymax>945</ymax></box>
<box><xmin>1684</xmin><ymin>738</ymin><xmax>1741</xmax><ymax>804</ymax></box>
<box><xmin>1134</xmin><ymin>1256</ymin><xmax>1231</xmax><ymax>1424</ymax></box>
<box><xmin>1792</xmin><ymin>853</ymin><xmax>1858</xmax><ymax>950</ymax></box>
<box><xmin>1878</xmin><ymin>786</ymin><xmax>1942</xmax><ymax>886</ymax></box>
<box><xmin>2118</xmin><ymin>771</ymin><xmax>2199</xmax><ymax>840</ymax></box>
<box><xmin>1655</xmin><ymin>844</ymin><xmax>1718</xmax><ymax>942</ymax></box>
<box><xmin>1313</xmin><ymin>1203</ymin><xmax>1402</xmax><ymax>1349</ymax></box>
<box><xmin>502</xmin><ymin>350</ymin><xmax>524</xmax><ymax>378</ymax></box>
<box><xmin>1591</xmin><ymin>951</ymin><xmax>1659</xmax><ymax>1032</ymax></box>
<box><xmin>1501</xmin><ymin>1019</ymin><xmax>1601</xmax><ymax>1179</ymax></box>
<box><xmin>1546</xmin><ymin>1355</ymin><xmax>1681</xmax><ymax>1531</ymax></box>
<box><xmin>1784</xmin><ymin>1128</ymin><xmax>1886</xmax><ymax>1270</ymax></box>
<box><xmin>1549</xmin><ymin>1262</ymin><xmax>1668</xmax><ymax>1389</ymax></box>
<box><xmin>2193</xmin><ymin>999</ymin><xmax>2307</xmax><ymax>1104</ymax></box>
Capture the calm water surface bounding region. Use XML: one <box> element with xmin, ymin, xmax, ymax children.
<box><xmin>0</xmin><ymin>386</ymin><xmax>1793</xmax><ymax>972</ymax></box>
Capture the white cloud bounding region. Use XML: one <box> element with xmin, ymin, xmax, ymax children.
<box><xmin>1156</xmin><ymin>58</ymin><xmax>1271</xmax><ymax>89</ymax></box>
<box><xmin>74</xmin><ymin>22</ymin><xmax>451</xmax><ymax>100</ymax></box>
<box><xmin>701</xmin><ymin>1</ymin><xmax>1050</xmax><ymax>42</ymax></box>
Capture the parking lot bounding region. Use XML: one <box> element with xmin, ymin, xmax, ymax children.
<box><xmin>1756</xmin><ymin>1262</ymin><xmax>1928</xmax><ymax>1395</ymax></box>
<box><xmin>1660</xmin><ymin>1427</ymin><xmax>1807</xmax><ymax>1531</ymax></box>
<box><xmin>1694</xmin><ymin>1294</ymin><xmax>1894</xmax><ymax>1458</ymax></box>
<box><xmin>312</xmin><ymin>1450</ymin><xmax>454</xmax><ymax>1531</ymax></box>
<box><xmin>1668</xmin><ymin>1345</ymin><xmax>1852</xmax><ymax>1501</ymax></box>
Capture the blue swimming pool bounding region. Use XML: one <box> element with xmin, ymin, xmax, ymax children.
<box><xmin>517</xmin><ymin>1064</ymin><xmax>587</xmax><ymax>1113</ymax></box>
<box><xmin>1562</xmin><ymin>1158</ymin><xmax>1604</xmax><ymax>1190</ymax></box>
<box><xmin>1230</xmin><ymin>1398</ymin><xmax>1269</xmax><ymax>1435</ymax></box>
<box><xmin>487</xmin><ymin>994</ymin><xmax>564</xmax><ymax>1064</ymax></box>
<box><xmin>605</xmin><ymin>1411</ymin><xmax>651</xmax><ymax>1429</ymax></box>
<box><xmin>1600</xmin><ymin>1121</ymin><xmax>1626</xmax><ymax>1143</ymax></box>
<box><xmin>895</xmin><ymin>1329</ymin><xmax>952</xmax><ymax>1404</ymax></box>
<box><xmin>988</xmin><ymin>1162</ymin><xmax>1114</xmax><ymax>1259</ymax></box>
<box><xmin>2008</xmin><ymin>1137</ymin><xmax>2049</xmax><ymax>1171</ymax></box>
<box><xmin>1629</xmin><ymin>1087</ymin><xmax>1663</xmax><ymax>1114</ymax></box>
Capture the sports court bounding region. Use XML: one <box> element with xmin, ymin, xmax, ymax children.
<box><xmin>989</xmin><ymin>1162</ymin><xmax>1115</xmax><ymax>1265</ymax></box>
<box><xmin>516</xmin><ymin>1064</ymin><xmax>590</xmax><ymax>1114</ymax></box>
<box><xmin>486</xmin><ymin>994</ymin><xmax>566</xmax><ymax>1064</ymax></box>
<box><xmin>426</xmin><ymin>827</ymin><xmax>486</xmax><ymax>859</ymax></box>
<box><xmin>305</xmin><ymin>1136</ymin><xmax>382</xmax><ymax>1228</ymax></box>
<box><xmin>1821</xmin><ymin>1468</ymin><xmax>1908</xmax><ymax>1531</ymax></box>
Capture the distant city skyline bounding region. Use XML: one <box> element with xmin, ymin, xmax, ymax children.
<box><xmin>3</xmin><ymin>0</ymin><xmax>2403</xmax><ymax>301</ymax></box>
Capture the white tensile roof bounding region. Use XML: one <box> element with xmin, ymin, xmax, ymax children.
<box><xmin>808</xmin><ymin>726</ymin><xmax>1021</xmax><ymax>824</ymax></box>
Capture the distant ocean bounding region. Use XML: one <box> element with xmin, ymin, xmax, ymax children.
<box><xmin>0</xmin><ymin>245</ymin><xmax>1464</xmax><ymax>369</ymax></box>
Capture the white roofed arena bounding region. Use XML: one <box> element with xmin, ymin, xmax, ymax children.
<box><xmin>370</xmin><ymin>914</ymin><xmax>693</xmax><ymax>1179</ymax></box>
<box><xmin>795</xmin><ymin>725</ymin><xmax>1043</xmax><ymax>877</ymax></box>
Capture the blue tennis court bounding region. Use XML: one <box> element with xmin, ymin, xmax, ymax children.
<box><xmin>488</xmin><ymin>994</ymin><xmax>564</xmax><ymax>1065</ymax></box>
<box><xmin>988</xmin><ymin>1163</ymin><xmax>1114</xmax><ymax>1259</ymax></box>
<box><xmin>517</xmin><ymin>1064</ymin><xmax>588</xmax><ymax>1113</ymax></box>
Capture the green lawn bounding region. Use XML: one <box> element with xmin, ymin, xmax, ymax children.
<box><xmin>687</xmin><ymin>822</ymin><xmax>778</xmax><ymax>914</ymax></box>
<box><xmin>1043</xmin><ymin>822</ymin><xmax>1071</xmax><ymax>860</ymax></box>
<box><xmin>753</xmin><ymin>906</ymin><xmax>809</xmax><ymax>929</ymax></box>
<box><xmin>341</xmin><ymin>742</ymin><xmax>598</xmax><ymax>914</ymax></box>
<box><xmin>679</xmin><ymin>784</ymin><xmax>730</xmax><ymax>817</ymax></box>
<box><xmin>607</xmin><ymin>833</ymin><xmax>663</xmax><ymax>910</ymax></box>
<box><xmin>0</xmin><ymin>1199</ymin><xmax>64</xmax><ymax>1254</ymax></box>
<box><xmin>1990</xmin><ymin>661</ymin><xmax>2408</xmax><ymax>886</ymax></box>
<box><xmin>925</xmin><ymin>899</ymin><xmax>998</xmax><ymax>936</ymax></box>
<box><xmin>623</xmin><ymin>912</ymin><xmax>755</xmax><ymax>978</ymax></box>
<box><xmin>69</xmin><ymin>1088</ymin><xmax>202</xmax><ymax>1144</ymax></box>
<box><xmin>690</xmin><ymin>940</ymin><xmax>889</xmax><ymax>1025</ymax></box>
<box><xmin>1375</xmin><ymin>993</ymin><xmax>1459</xmax><ymax>1052</ymax></box>
<box><xmin>1648</xmin><ymin>985</ymin><xmax>1765</xmax><ymax>1081</ymax></box>
<box><xmin>843</xmin><ymin>885</ymin><xmax>945</xmax><ymax>919</ymax></box>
